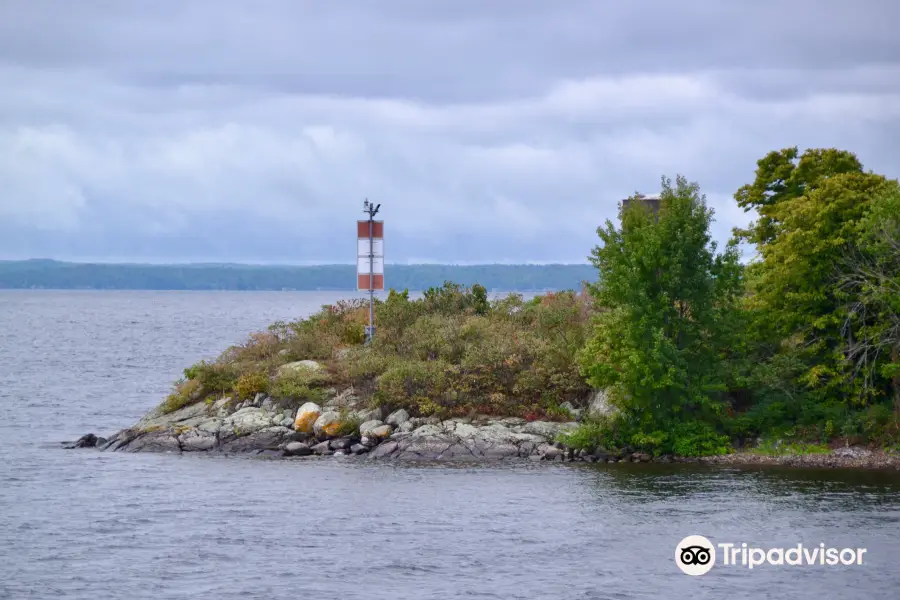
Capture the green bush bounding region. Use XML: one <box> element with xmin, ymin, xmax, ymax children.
<box><xmin>269</xmin><ymin>367</ymin><xmax>329</xmax><ymax>399</ymax></box>
<box><xmin>669</xmin><ymin>422</ymin><xmax>731</xmax><ymax>457</ymax></box>
<box><xmin>376</xmin><ymin>359</ymin><xmax>450</xmax><ymax>407</ymax></box>
<box><xmin>162</xmin><ymin>281</ymin><xmax>595</xmax><ymax>421</ymax></box>
<box><xmin>161</xmin><ymin>378</ymin><xmax>203</xmax><ymax>414</ymax></box>
<box><xmin>751</xmin><ymin>440</ymin><xmax>831</xmax><ymax>456</ymax></box>
<box><xmin>558</xmin><ymin>419</ymin><xmax>607</xmax><ymax>451</ymax></box>
<box><xmin>343</xmin><ymin>349</ymin><xmax>398</xmax><ymax>387</ymax></box>
<box><xmin>183</xmin><ymin>360</ymin><xmax>238</xmax><ymax>395</ymax></box>
<box><xmin>235</xmin><ymin>371</ymin><xmax>269</xmax><ymax>399</ymax></box>
<box><xmin>558</xmin><ymin>416</ymin><xmax>731</xmax><ymax>457</ymax></box>
<box><xmin>630</xmin><ymin>430</ymin><xmax>669</xmax><ymax>455</ymax></box>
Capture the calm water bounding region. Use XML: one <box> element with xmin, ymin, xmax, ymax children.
<box><xmin>1</xmin><ymin>291</ymin><xmax>899</xmax><ymax>599</ymax></box>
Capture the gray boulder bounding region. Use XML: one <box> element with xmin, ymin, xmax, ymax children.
<box><xmin>540</xmin><ymin>445</ymin><xmax>564</xmax><ymax>461</ymax></box>
<box><xmin>283</xmin><ymin>430</ymin><xmax>311</xmax><ymax>443</ymax></box>
<box><xmin>225</xmin><ymin>407</ymin><xmax>277</xmax><ymax>435</ymax></box>
<box><xmin>293</xmin><ymin>401</ymin><xmax>322</xmax><ymax>433</ymax></box>
<box><xmin>368</xmin><ymin>420</ymin><xmax>538</xmax><ymax>461</ymax></box>
<box><xmin>368</xmin><ymin>425</ymin><xmax>393</xmax><ymax>440</ymax></box>
<box><xmin>219</xmin><ymin>426</ymin><xmax>292</xmax><ymax>453</ymax></box>
<box><xmin>311</xmin><ymin>441</ymin><xmax>333</xmax><ymax>455</ymax></box>
<box><xmin>65</xmin><ymin>433</ymin><xmax>98</xmax><ymax>449</ymax></box>
<box><xmin>100</xmin><ymin>430</ymin><xmax>137</xmax><ymax>452</ymax></box>
<box><xmin>587</xmin><ymin>388</ymin><xmax>616</xmax><ymax>418</ymax></box>
<box><xmin>368</xmin><ymin>440</ymin><xmax>399</xmax><ymax>458</ymax></box>
<box><xmin>136</xmin><ymin>400</ymin><xmax>211</xmax><ymax>430</ymax></box>
<box><xmin>359</xmin><ymin>420</ymin><xmax>386</xmax><ymax>437</ymax></box>
<box><xmin>125</xmin><ymin>430</ymin><xmax>181</xmax><ymax>453</ymax></box>
<box><xmin>353</xmin><ymin>407</ymin><xmax>383</xmax><ymax>422</ymax></box>
<box><xmin>329</xmin><ymin>437</ymin><xmax>354</xmax><ymax>450</ymax></box>
<box><xmin>277</xmin><ymin>360</ymin><xmax>322</xmax><ymax>375</ymax></box>
<box><xmin>179</xmin><ymin>428</ymin><xmax>218</xmax><ymax>451</ymax></box>
<box><xmin>284</xmin><ymin>442</ymin><xmax>312</xmax><ymax>457</ymax></box>
<box><xmin>520</xmin><ymin>420</ymin><xmax>577</xmax><ymax>441</ymax></box>
<box><xmin>350</xmin><ymin>443</ymin><xmax>370</xmax><ymax>455</ymax></box>
<box><xmin>313</xmin><ymin>411</ymin><xmax>343</xmax><ymax>439</ymax></box>
<box><xmin>197</xmin><ymin>418</ymin><xmax>223</xmax><ymax>434</ymax></box>
<box><xmin>385</xmin><ymin>409</ymin><xmax>410</xmax><ymax>427</ymax></box>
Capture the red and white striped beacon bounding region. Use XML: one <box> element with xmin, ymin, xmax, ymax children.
<box><xmin>357</xmin><ymin>200</ymin><xmax>383</xmax><ymax>343</ymax></box>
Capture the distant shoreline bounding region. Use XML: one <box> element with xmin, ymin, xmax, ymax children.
<box><xmin>0</xmin><ymin>260</ymin><xmax>595</xmax><ymax>292</ymax></box>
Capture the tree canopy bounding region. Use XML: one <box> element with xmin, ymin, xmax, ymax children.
<box><xmin>578</xmin><ymin>175</ymin><xmax>742</xmax><ymax>455</ymax></box>
<box><xmin>572</xmin><ymin>148</ymin><xmax>900</xmax><ymax>455</ymax></box>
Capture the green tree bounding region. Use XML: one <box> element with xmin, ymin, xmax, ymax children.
<box><xmin>734</xmin><ymin>147</ymin><xmax>863</xmax><ymax>247</ymax></box>
<box><xmin>750</xmin><ymin>170</ymin><xmax>893</xmax><ymax>406</ymax></box>
<box><xmin>837</xmin><ymin>182</ymin><xmax>900</xmax><ymax>412</ymax></box>
<box><xmin>579</xmin><ymin>175</ymin><xmax>743</xmax><ymax>435</ymax></box>
<box><xmin>471</xmin><ymin>283</ymin><xmax>489</xmax><ymax>316</ymax></box>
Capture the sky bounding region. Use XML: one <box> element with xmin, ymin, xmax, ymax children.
<box><xmin>1</xmin><ymin>1</ymin><xmax>898</xmax><ymax>264</ymax></box>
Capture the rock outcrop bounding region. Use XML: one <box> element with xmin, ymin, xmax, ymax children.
<box><xmin>65</xmin><ymin>386</ymin><xmax>900</xmax><ymax>469</ymax></box>
<box><xmin>67</xmin><ymin>389</ymin><xmax>593</xmax><ymax>462</ymax></box>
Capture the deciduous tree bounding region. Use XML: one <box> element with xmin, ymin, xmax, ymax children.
<box><xmin>579</xmin><ymin>175</ymin><xmax>742</xmax><ymax>432</ymax></box>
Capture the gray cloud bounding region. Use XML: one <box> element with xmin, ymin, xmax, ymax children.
<box><xmin>0</xmin><ymin>0</ymin><xmax>898</xmax><ymax>263</ymax></box>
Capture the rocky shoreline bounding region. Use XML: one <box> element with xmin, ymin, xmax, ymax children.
<box><xmin>698</xmin><ymin>447</ymin><xmax>900</xmax><ymax>470</ymax></box>
<box><xmin>65</xmin><ymin>361</ymin><xmax>900</xmax><ymax>470</ymax></box>
<box><xmin>66</xmin><ymin>395</ymin><xmax>900</xmax><ymax>470</ymax></box>
<box><xmin>66</xmin><ymin>386</ymin><xmax>590</xmax><ymax>462</ymax></box>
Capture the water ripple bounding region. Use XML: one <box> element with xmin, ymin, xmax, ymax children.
<box><xmin>1</xmin><ymin>291</ymin><xmax>899</xmax><ymax>599</ymax></box>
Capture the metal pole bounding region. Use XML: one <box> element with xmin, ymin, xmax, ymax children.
<box><xmin>362</xmin><ymin>199</ymin><xmax>379</xmax><ymax>344</ymax></box>
<box><xmin>367</xmin><ymin>208</ymin><xmax>374</xmax><ymax>343</ymax></box>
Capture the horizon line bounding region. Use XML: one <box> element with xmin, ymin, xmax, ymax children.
<box><xmin>1</xmin><ymin>259</ymin><xmax>594</xmax><ymax>267</ymax></box>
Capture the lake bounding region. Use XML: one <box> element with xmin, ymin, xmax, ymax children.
<box><xmin>1</xmin><ymin>291</ymin><xmax>898</xmax><ymax>599</ymax></box>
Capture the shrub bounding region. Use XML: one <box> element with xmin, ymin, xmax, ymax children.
<box><xmin>343</xmin><ymin>348</ymin><xmax>397</xmax><ymax>383</ymax></box>
<box><xmin>235</xmin><ymin>371</ymin><xmax>269</xmax><ymax>399</ymax></box>
<box><xmin>161</xmin><ymin>378</ymin><xmax>203</xmax><ymax>414</ymax></box>
<box><xmin>375</xmin><ymin>359</ymin><xmax>449</xmax><ymax>409</ymax></box>
<box><xmin>630</xmin><ymin>430</ymin><xmax>669</xmax><ymax>455</ymax></box>
<box><xmin>183</xmin><ymin>360</ymin><xmax>238</xmax><ymax>395</ymax></box>
<box><xmin>669</xmin><ymin>422</ymin><xmax>731</xmax><ymax>457</ymax></box>
<box><xmin>223</xmin><ymin>332</ymin><xmax>282</xmax><ymax>365</ymax></box>
<box><xmin>407</xmin><ymin>315</ymin><xmax>468</xmax><ymax>362</ymax></box>
<box><xmin>558</xmin><ymin>416</ymin><xmax>731</xmax><ymax>457</ymax></box>
<box><xmin>160</xmin><ymin>283</ymin><xmax>597</xmax><ymax>422</ymax></box>
<box><xmin>269</xmin><ymin>367</ymin><xmax>329</xmax><ymax>399</ymax></box>
<box><xmin>751</xmin><ymin>440</ymin><xmax>831</xmax><ymax>456</ymax></box>
<box><xmin>558</xmin><ymin>419</ymin><xmax>607</xmax><ymax>451</ymax></box>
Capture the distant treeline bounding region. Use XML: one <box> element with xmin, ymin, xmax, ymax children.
<box><xmin>0</xmin><ymin>260</ymin><xmax>596</xmax><ymax>291</ymax></box>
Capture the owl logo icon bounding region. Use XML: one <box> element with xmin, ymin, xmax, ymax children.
<box><xmin>675</xmin><ymin>535</ymin><xmax>716</xmax><ymax>575</ymax></box>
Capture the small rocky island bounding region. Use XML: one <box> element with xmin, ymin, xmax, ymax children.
<box><xmin>69</xmin><ymin>286</ymin><xmax>625</xmax><ymax>463</ymax></box>
<box><xmin>69</xmin><ymin>356</ymin><xmax>900</xmax><ymax>469</ymax></box>
<box><xmin>71</xmin><ymin>359</ymin><xmax>621</xmax><ymax>462</ymax></box>
<box><xmin>68</xmin><ymin>284</ymin><xmax>900</xmax><ymax>470</ymax></box>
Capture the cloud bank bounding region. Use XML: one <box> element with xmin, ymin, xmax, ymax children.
<box><xmin>1</xmin><ymin>0</ymin><xmax>897</xmax><ymax>263</ymax></box>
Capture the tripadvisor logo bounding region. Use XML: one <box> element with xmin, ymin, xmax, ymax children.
<box><xmin>676</xmin><ymin>535</ymin><xmax>716</xmax><ymax>575</ymax></box>
<box><xmin>675</xmin><ymin>535</ymin><xmax>867</xmax><ymax>576</ymax></box>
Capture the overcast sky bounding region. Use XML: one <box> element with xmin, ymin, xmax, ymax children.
<box><xmin>1</xmin><ymin>1</ymin><xmax>898</xmax><ymax>264</ymax></box>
